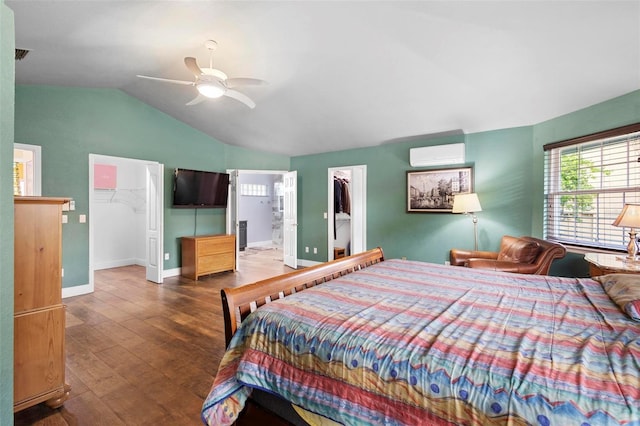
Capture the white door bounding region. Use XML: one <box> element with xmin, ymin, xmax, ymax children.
<box><xmin>283</xmin><ymin>171</ymin><xmax>297</xmax><ymax>269</ymax></box>
<box><xmin>145</xmin><ymin>163</ymin><xmax>164</xmax><ymax>283</ymax></box>
<box><xmin>226</xmin><ymin>169</ymin><xmax>239</xmax><ymax>268</ymax></box>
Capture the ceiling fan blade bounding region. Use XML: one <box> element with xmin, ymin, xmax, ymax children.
<box><xmin>185</xmin><ymin>94</ymin><xmax>208</xmax><ymax>106</ymax></box>
<box><xmin>184</xmin><ymin>57</ymin><xmax>203</xmax><ymax>77</ymax></box>
<box><xmin>224</xmin><ymin>89</ymin><xmax>256</xmax><ymax>109</ymax></box>
<box><xmin>136</xmin><ymin>75</ymin><xmax>194</xmax><ymax>86</ymax></box>
<box><xmin>225</xmin><ymin>78</ymin><xmax>268</xmax><ymax>88</ymax></box>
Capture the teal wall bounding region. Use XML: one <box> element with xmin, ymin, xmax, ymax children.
<box><xmin>12</xmin><ymin>83</ymin><xmax>640</xmax><ymax>288</ymax></box>
<box><xmin>532</xmin><ymin>89</ymin><xmax>640</xmax><ymax>277</ymax></box>
<box><xmin>1</xmin><ymin>2</ymin><xmax>14</xmax><ymax>424</ymax></box>
<box><xmin>291</xmin><ymin>127</ymin><xmax>534</xmax><ymax>264</ymax></box>
<box><xmin>14</xmin><ymin>86</ymin><xmax>289</xmax><ymax>288</ymax></box>
<box><xmin>292</xmin><ymin>90</ymin><xmax>640</xmax><ymax>275</ymax></box>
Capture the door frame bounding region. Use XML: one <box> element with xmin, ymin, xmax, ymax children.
<box><xmin>328</xmin><ymin>165</ymin><xmax>367</xmax><ymax>260</ymax></box>
<box><xmin>13</xmin><ymin>143</ymin><xmax>42</xmax><ymax>196</ymax></box>
<box><xmin>226</xmin><ymin>169</ymin><xmax>292</xmax><ymax>268</ymax></box>
<box><xmin>282</xmin><ymin>170</ymin><xmax>298</xmax><ymax>269</ymax></box>
<box><xmin>87</xmin><ymin>154</ymin><xmax>165</xmax><ymax>294</ymax></box>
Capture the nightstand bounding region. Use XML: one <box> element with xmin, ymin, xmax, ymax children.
<box><xmin>584</xmin><ymin>252</ymin><xmax>640</xmax><ymax>277</ymax></box>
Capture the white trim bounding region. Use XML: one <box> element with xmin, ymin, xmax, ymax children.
<box><xmin>247</xmin><ymin>240</ymin><xmax>275</xmax><ymax>248</ymax></box>
<box><xmin>62</xmin><ymin>283</ymin><xmax>92</xmax><ymax>299</ymax></box>
<box><xmin>297</xmin><ymin>259</ymin><xmax>321</xmax><ymax>268</ymax></box>
<box><xmin>163</xmin><ymin>267</ymin><xmax>182</xmax><ymax>278</ymax></box>
<box><xmin>94</xmin><ymin>258</ymin><xmax>145</xmax><ymax>271</ymax></box>
<box><xmin>14</xmin><ymin>143</ymin><xmax>42</xmax><ymax>196</ymax></box>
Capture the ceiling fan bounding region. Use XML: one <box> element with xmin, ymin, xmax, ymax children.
<box><xmin>136</xmin><ymin>40</ymin><xmax>266</xmax><ymax>109</ymax></box>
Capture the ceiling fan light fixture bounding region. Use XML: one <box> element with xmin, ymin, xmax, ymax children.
<box><xmin>197</xmin><ymin>83</ymin><xmax>226</xmax><ymax>98</ymax></box>
<box><xmin>201</xmin><ymin>68</ymin><xmax>228</xmax><ymax>81</ymax></box>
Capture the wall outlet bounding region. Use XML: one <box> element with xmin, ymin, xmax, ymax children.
<box><xmin>61</xmin><ymin>215</ymin><xmax>68</xmax><ymax>224</ymax></box>
<box><xmin>313</xmin><ymin>247</ymin><xmax>317</xmax><ymax>254</ymax></box>
<box><xmin>445</xmin><ymin>260</ymin><xmax>451</xmax><ymax>265</ymax></box>
<box><xmin>305</xmin><ymin>246</ymin><xmax>309</xmax><ymax>253</ymax></box>
<box><xmin>401</xmin><ymin>256</ymin><xmax>407</xmax><ymax>261</ymax></box>
<box><xmin>79</xmin><ymin>214</ymin><xmax>86</xmax><ymax>223</ymax></box>
<box><xmin>164</xmin><ymin>253</ymin><xmax>170</xmax><ymax>260</ymax></box>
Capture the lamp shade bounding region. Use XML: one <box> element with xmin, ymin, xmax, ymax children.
<box><xmin>612</xmin><ymin>203</ymin><xmax>640</xmax><ymax>228</ymax></box>
<box><xmin>452</xmin><ymin>193</ymin><xmax>482</xmax><ymax>214</ymax></box>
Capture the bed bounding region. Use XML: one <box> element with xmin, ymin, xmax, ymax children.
<box><xmin>201</xmin><ymin>248</ymin><xmax>640</xmax><ymax>425</ymax></box>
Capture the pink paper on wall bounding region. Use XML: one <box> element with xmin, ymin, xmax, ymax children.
<box><xmin>94</xmin><ymin>164</ymin><xmax>117</xmax><ymax>189</ymax></box>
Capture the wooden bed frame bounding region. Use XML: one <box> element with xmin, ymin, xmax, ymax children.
<box><xmin>221</xmin><ymin>247</ymin><xmax>385</xmax><ymax>346</ymax></box>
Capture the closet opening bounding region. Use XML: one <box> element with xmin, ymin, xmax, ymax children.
<box><xmin>328</xmin><ymin>165</ymin><xmax>366</xmax><ymax>261</ymax></box>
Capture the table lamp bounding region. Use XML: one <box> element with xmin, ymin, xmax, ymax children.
<box><xmin>612</xmin><ymin>203</ymin><xmax>640</xmax><ymax>259</ymax></box>
<box><xmin>452</xmin><ymin>193</ymin><xmax>482</xmax><ymax>251</ymax></box>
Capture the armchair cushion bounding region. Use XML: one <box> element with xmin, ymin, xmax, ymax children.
<box><xmin>497</xmin><ymin>237</ymin><xmax>540</xmax><ymax>264</ymax></box>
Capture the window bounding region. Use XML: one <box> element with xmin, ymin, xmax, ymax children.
<box><xmin>240</xmin><ymin>183</ymin><xmax>268</xmax><ymax>197</ymax></box>
<box><xmin>544</xmin><ymin>123</ymin><xmax>640</xmax><ymax>251</ymax></box>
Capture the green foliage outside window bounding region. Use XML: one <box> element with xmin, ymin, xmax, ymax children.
<box><xmin>560</xmin><ymin>152</ymin><xmax>609</xmax><ymax>214</ymax></box>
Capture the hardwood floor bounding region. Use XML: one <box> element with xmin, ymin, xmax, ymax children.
<box><xmin>14</xmin><ymin>246</ymin><xmax>293</xmax><ymax>426</ymax></box>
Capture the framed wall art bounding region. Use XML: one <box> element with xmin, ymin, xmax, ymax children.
<box><xmin>407</xmin><ymin>167</ymin><xmax>473</xmax><ymax>213</ymax></box>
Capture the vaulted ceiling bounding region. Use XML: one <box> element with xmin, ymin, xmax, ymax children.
<box><xmin>8</xmin><ymin>1</ymin><xmax>640</xmax><ymax>156</ymax></box>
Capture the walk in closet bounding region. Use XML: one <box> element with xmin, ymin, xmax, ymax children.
<box><xmin>332</xmin><ymin>169</ymin><xmax>352</xmax><ymax>258</ymax></box>
<box><xmin>328</xmin><ymin>165</ymin><xmax>367</xmax><ymax>261</ymax></box>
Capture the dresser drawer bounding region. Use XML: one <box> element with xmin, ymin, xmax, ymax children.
<box><xmin>198</xmin><ymin>237</ymin><xmax>234</xmax><ymax>255</ymax></box>
<box><xmin>198</xmin><ymin>254</ymin><xmax>235</xmax><ymax>274</ymax></box>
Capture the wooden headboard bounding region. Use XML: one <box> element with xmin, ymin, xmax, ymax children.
<box><xmin>221</xmin><ymin>247</ymin><xmax>385</xmax><ymax>346</ymax></box>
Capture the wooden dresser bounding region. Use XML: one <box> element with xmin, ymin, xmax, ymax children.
<box><xmin>14</xmin><ymin>196</ymin><xmax>71</xmax><ymax>412</ymax></box>
<box><xmin>181</xmin><ymin>234</ymin><xmax>236</xmax><ymax>280</ymax></box>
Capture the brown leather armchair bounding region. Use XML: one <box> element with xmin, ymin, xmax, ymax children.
<box><xmin>449</xmin><ymin>235</ymin><xmax>566</xmax><ymax>275</ymax></box>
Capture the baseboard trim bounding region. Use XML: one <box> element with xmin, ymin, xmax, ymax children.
<box><xmin>163</xmin><ymin>267</ymin><xmax>181</xmax><ymax>278</ymax></box>
<box><xmin>62</xmin><ymin>283</ymin><xmax>92</xmax><ymax>299</ymax></box>
<box><xmin>247</xmin><ymin>241</ymin><xmax>278</xmax><ymax>248</ymax></box>
<box><xmin>297</xmin><ymin>259</ymin><xmax>321</xmax><ymax>268</ymax></box>
<box><xmin>94</xmin><ymin>258</ymin><xmax>144</xmax><ymax>270</ymax></box>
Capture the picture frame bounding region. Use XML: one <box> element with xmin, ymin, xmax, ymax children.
<box><xmin>407</xmin><ymin>166</ymin><xmax>473</xmax><ymax>213</ymax></box>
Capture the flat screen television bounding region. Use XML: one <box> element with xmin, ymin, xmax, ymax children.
<box><xmin>172</xmin><ymin>168</ymin><xmax>230</xmax><ymax>208</ymax></box>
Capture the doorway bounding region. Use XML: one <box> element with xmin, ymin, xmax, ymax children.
<box><xmin>328</xmin><ymin>165</ymin><xmax>367</xmax><ymax>260</ymax></box>
<box><xmin>226</xmin><ymin>169</ymin><xmax>296</xmax><ymax>269</ymax></box>
<box><xmin>88</xmin><ymin>154</ymin><xmax>164</xmax><ymax>294</ymax></box>
<box><xmin>13</xmin><ymin>143</ymin><xmax>41</xmax><ymax>196</ymax></box>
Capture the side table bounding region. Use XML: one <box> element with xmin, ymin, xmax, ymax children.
<box><xmin>584</xmin><ymin>252</ymin><xmax>640</xmax><ymax>277</ymax></box>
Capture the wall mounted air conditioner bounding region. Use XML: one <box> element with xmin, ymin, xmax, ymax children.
<box><xmin>409</xmin><ymin>143</ymin><xmax>465</xmax><ymax>167</ymax></box>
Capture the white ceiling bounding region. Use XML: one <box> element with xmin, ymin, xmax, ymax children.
<box><xmin>8</xmin><ymin>1</ymin><xmax>640</xmax><ymax>156</ymax></box>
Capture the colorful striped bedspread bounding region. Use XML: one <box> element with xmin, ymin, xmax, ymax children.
<box><xmin>201</xmin><ymin>259</ymin><xmax>640</xmax><ymax>425</ymax></box>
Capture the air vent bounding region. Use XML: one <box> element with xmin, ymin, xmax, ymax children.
<box><xmin>15</xmin><ymin>49</ymin><xmax>30</xmax><ymax>60</ymax></box>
